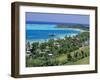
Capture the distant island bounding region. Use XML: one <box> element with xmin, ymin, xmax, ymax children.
<box><xmin>56</xmin><ymin>24</ymin><xmax>89</xmax><ymax>31</ymax></box>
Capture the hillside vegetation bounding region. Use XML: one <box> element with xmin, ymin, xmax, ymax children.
<box><xmin>26</xmin><ymin>31</ymin><xmax>90</xmax><ymax>67</ymax></box>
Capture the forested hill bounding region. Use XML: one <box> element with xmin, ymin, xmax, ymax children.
<box><xmin>56</xmin><ymin>24</ymin><xmax>89</xmax><ymax>31</ymax></box>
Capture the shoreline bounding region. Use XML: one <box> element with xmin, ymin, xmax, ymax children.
<box><xmin>26</xmin><ymin>33</ymin><xmax>79</xmax><ymax>44</ymax></box>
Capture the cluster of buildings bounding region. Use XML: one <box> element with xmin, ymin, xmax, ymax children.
<box><xmin>26</xmin><ymin>40</ymin><xmax>61</xmax><ymax>58</ymax></box>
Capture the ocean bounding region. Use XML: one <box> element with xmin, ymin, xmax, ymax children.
<box><xmin>25</xmin><ymin>23</ymin><xmax>84</xmax><ymax>42</ymax></box>
<box><xmin>26</xmin><ymin>29</ymin><xmax>80</xmax><ymax>42</ymax></box>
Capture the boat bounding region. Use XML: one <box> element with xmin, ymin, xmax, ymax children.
<box><xmin>48</xmin><ymin>34</ymin><xmax>56</xmax><ymax>37</ymax></box>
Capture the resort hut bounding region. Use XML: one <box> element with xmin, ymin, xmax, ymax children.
<box><xmin>84</xmin><ymin>40</ymin><xmax>89</xmax><ymax>45</ymax></box>
<box><xmin>26</xmin><ymin>50</ymin><xmax>33</xmax><ymax>60</ymax></box>
<box><xmin>53</xmin><ymin>42</ymin><xmax>60</xmax><ymax>47</ymax></box>
<box><xmin>48</xmin><ymin>53</ymin><xmax>53</xmax><ymax>56</ymax></box>
<box><xmin>26</xmin><ymin>50</ymin><xmax>31</xmax><ymax>56</ymax></box>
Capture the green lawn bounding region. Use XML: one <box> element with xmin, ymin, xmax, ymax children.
<box><xmin>73</xmin><ymin>56</ymin><xmax>89</xmax><ymax>64</ymax></box>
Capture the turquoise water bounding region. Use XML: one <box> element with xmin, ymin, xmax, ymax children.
<box><xmin>26</xmin><ymin>24</ymin><xmax>81</xmax><ymax>42</ymax></box>
<box><xmin>26</xmin><ymin>24</ymin><xmax>57</xmax><ymax>30</ymax></box>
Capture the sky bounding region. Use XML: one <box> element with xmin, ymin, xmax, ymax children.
<box><xmin>26</xmin><ymin>12</ymin><xmax>89</xmax><ymax>24</ymax></box>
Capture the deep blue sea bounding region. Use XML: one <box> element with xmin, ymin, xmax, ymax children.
<box><xmin>26</xmin><ymin>30</ymin><xmax>80</xmax><ymax>41</ymax></box>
